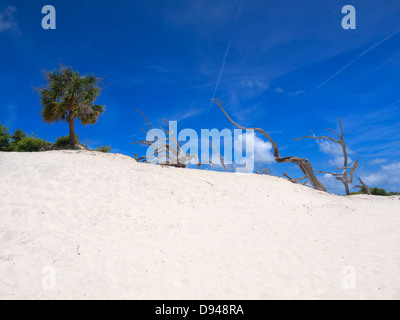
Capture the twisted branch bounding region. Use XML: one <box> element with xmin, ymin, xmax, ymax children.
<box><xmin>296</xmin><ymin>118</ymin><xmax>357</xmax><ymax>195</ymax></box>
<box><xmin>283</xmin><ymin>172</ymin><xmax>308</xmax><ymax>185</ymax></box>
<box><xmin>353</xmin><ymin>178</ymin><xmax>370</xmax><ymax>195</ymax></box>
<box><xmin>213</xmin><ymin>99</ymin><xmax>327</xmax><ymax>192</ymax></box>
<box><xmin>132</xmin><ymin>110</ymin><xmax>196</xmax><ymax>168</ymax></box>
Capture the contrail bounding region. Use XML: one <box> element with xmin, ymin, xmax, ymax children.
<box><xmin>205</xmin><ymin>39</ymin><xmax>232</xmax><ymax>119</ymax></box>
<box><xmin>204</xmin><ymin>0</ymin><xmax>243</xmax><ymax>120</ymax></box>
<box><xmin>387</xmin><ymin>98</ymin><xmax>400</xmax><ymax>108</ymax></box>
<box><xmin>211</xmin><ymin>39</ymin><xmax>232</xmax><ymax>101</ymax></box>
<box><xmin>310</xmin><ymin>28</ymin><xmax>400</xmax><ymax>94</ymax></box>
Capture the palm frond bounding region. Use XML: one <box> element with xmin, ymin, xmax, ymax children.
<box><xmin>38</xmin><ymin>66</ymin><xmax>105</xmax><ymax>124</ymax></box>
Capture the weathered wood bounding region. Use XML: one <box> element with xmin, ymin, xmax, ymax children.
<box><xmin>353</xmin><ymin>178</ymin><xmax>371</xmax><ymax>195</ymax></box>
<box><xmin>295</xmin><ymin>118</ymin><xmax>358</xmax><ymax>195</ymax></box>
<box><xmin>210</xmin><ymin>141</ymin><xmax>227</xmax><ymax>172</ymax></box>
<box><xmin>132</xmin><ymin>110</ymin><xmax>198</xmax><ymax>168</ymax></box>
<box><xmin>213</xmin><ymin>99</ymin><xmax>327</xmax><ymax>192</ymax></box>
<box><xmin>283</xmin><ymin>172</ymin><xmax>308</xmax><ymax>185</ymax></box>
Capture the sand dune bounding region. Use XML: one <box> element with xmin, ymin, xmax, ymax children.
<box><xmin>0</xmin><ymin>150</ymin><xmax>399</xmax><ymax>299</ymax></box>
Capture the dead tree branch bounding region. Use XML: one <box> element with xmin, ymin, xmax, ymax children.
<box><xmin>209</xmin><ymin>141</ymin><xmax>227</xmax><ymax>172</ymax></box>
<box><xmin>353</xmin><ymin>178</ymin><xmax>371</xmax><ymax>195</ymax></box>
<box><xmin>213</xmin><ymin>99</ymin><xmax>327</xmax><ymax>192</ymax></box>
<box><xmin>133</xmin><ymin>153</ymin><xmax>147</xmax><ymax>163</ymax></box>
<box><xmin>256</xmin><ymin>168</ymin><xmax>272</xmax><ymax>175</ymax></box>
<box><xmin>131</xmin><ymin>110</ymin><xmax>198</xmax><ymax>168</ymax></box>
<box><xmin>295</xmin><ymin>118</ymin><xmax>358</xmax><ymax>195</ymax></box>
<box><xmin>283</xmin><ymin>172</ymin><xmax>308</xmax><ymax>185</ymax></box>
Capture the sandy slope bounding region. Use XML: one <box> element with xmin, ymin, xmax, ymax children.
<box><xmin>0</xmin><ymin>150</ymin><xmax>399</xmax><ymax>300</ymax></box>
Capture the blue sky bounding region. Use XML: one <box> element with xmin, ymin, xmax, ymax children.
<box><xmin>1</xmin><ymin>0</ymin><xmax>400</xmax><ymax>193</ymax></box>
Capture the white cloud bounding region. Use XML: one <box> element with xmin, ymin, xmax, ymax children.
<box><xmin>240</xmin><ymin>79</ymin><xmax>269</xmax><ymax>91</ymax></box>
<box><xmin>234</xmin><ymin>131</ymin><xmax>274</xmax><ymax>164</ymax></box>
<box><xmin>317</xmin><ymin>140</ymin><xmax>342</xmax><ymax>156</ymax></box>
<box><xmin>362</xmin><ymin>173</ymin><xmax>383</xmax><ymax>185</ymax></box>
<box><xmin>316</xmin><ymin>140</ymin><xmax>354</xmax><ymax>168</ymax></box>
<box><xmin>320</xmin><ymin>174</ymin><xmax>344</xmax><ymax>194</ymax></box>
<box><xmin>360</xmin><ymin>162</ymin><xmax>400</xmax><ymax>190</ymax></box>
<box><xmin>0</xmin><ymin>6</ymin><xmax>18</xmax><ymax>34</ymax></box>
<box><xmin>239</xmin><ymin>80</ymin><xmax>299</xmax><ymax>96</ymax></box>
<box><xmin>369</xmin><ymin>158</ymin><xmax>387</xmax><ymax>165</ymax></box>
<box><xmin>290</xmin><ymin>90</ymin><xmax>305</xmax><ymax>97</ymax></box>
<box><xmin>329</xmin><ymin>155</ymin><xmax>354</xmax><ymax>168</ymax></box>
<box><xmin>382</xmin><ymin>162</ymin><xmax>400</xmax><ymax>171</ymax></box>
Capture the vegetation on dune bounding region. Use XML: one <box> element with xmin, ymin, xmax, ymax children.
<box><xmin>1</xmin><ymin>124</ymin><xmax>50</xmax><ymax>152</ymax></box>
<box><xmin>13</xmin><ymin>136</ymin><xmax>52</xmax><ymax>152</ymax></box>
<box><xmin>0</xmin><ymin>122</ymin><xmax>10</xmax><ymax>151</ymax></box>
<box><xmin>53</xmin><ymin>134</ymin><xmax>81</xmax><ymax>149</ymax></box>
<box><xmin>351</xmin><ymin>187</ymin><xmax>400</xmax><ymax>196</ymax></box>
<box><xmin>96</xmin><ymin>145</ymin><xmax>111</xmax><ymax>153</ymax></box>
<box><xmin>0</xmin><ymin>123</ymin><xmax>110</xmax><ymax>153</ymax></box>
<box><xmin>0</xmin><ymin>67</ymin><xmax>111</xmax><ymax>153</ymax></box>
<box><xmin>37</xmin><ymin>66</ymin><xmax>105</xmax><ymax>149</ymax></box>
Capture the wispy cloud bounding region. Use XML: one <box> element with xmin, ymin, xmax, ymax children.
<box><xmin>144</xmin><ymin>65</ymin><xmax>171</xmax><ymax>73</ymax></box>
<box><xmin>360</xmin><ymin>161</ymin><xmax>400</xmax><ymax>190</ymax></box>
<box><xmin>0</xmin><ymin>6</ymin><xmax>18</xmax><ymax>34</ymax></box>
<box><xmin>3</xmin><ymin>104</ymin><xmax>18</xmax><ymax>128</ymax></box>
<box><xmin>369</xmin><ymin>158</ymin><xmax>387</xmax><ymax>165</ymax></box>
<box><xmin>311</xmin><ymin>29</ymin><xmax>400</xmax><ymax>93</ymax></box>
<box><xmin>205</xmin><ymin>39</ymin><xmax>232</xmax><ymax>119</ymax></box>
<box><xmin>240</xmin><ymin>78</ymin><xmax>269</xmax><ymax>91</ymax></box>
<box><xmin>174</xmin><ymin>108</ymin><xmax>203</xmax><ymax>122</ymax></box>
<box><xmin>316</xmin><ymin>140</ymin><xmax>354</xmax><ymax>168</ymax></box>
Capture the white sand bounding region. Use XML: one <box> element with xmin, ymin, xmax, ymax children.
<box><xmin>0</xmin><ymin>150</ymin><xmax>399</xmax><ymax>300</ymax></box>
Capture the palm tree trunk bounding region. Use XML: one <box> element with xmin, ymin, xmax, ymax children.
<box><xmin>69</xmin><ymin>117</ymin><xmax>75</xmax><ymax>149</ymax></box>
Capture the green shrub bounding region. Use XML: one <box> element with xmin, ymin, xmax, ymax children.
<box><xmin>0</xmin><ymin>122</ymin><xmax>10</xmax><ymax>151</ymax></box>
<box><xmin>11</xmin><ymin>129</ymin><xmax>27</xmax><ymax>144</ymax></box>
<box><xmin>368</xmin><ymin>188</ymin><xmax>399</xmax><ymax>196</ymax></box>
<box><xmin>351</xmin><ymin>187</ymin><xmax>400</xmax><ymax>196</ymax></box>
<box><xmin>370</xmin><ymin>187</ymin><xmax>387</xmax><ymax>196</ymax></box>
<box><xmin>7</xmin><ymin>129</ymin><xmax>27</xmax><ymax>151</ymax></box>
<box><xmin>53</xmin><ymin>134</ymin><xmax>79</xmax><ymax>149</ymax></box>
<box><xmin>15</xmin><ymin>136</ymin><xmax>52</xmax><ymax>152</ymax></box>
<box><xmin>96</xmin><ymin>145</ymin><xmax>111</xmax><ymax>153</ymax></box>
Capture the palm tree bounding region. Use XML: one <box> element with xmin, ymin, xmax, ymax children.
<box><xmin>38</xmin><ymin>66</ymin><xmax>105</xmax><ymax>149</ymax></box>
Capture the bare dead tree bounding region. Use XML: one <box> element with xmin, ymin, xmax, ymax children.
<box><xmin>353</xmin><ymin>178</ymin><xmax>371</xmax><ymax>195</ymax></box>
<box><xmin>132</xmin><ymin>110</ymin><xmax>198</xmax><ymax>168</ymax></box>
<box><xmin>213</xmin><ymin>99</ymin><xmax>327</xmax><ymax>192</ymax></box>
<box><xmin>295</xmin><ymin>118</ymin><xmax>359</xmax><ymax>195</ymax></box>
<box><xmin>283</xmin><ymin>172</ymin><xmax>308</xmax><ymax>186</ymax></box>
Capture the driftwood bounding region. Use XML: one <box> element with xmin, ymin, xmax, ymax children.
<box><xmin>209</xmin><ymin>142</ymin><xmax>227</xmax><ymax>172</ymax></box>
<box><xmin>213</xmin><ymin>99</ymin><xmax>327</xmax><ymax>192</ymax></box>
<box><xmin>283</xmin><ymin>172</ymin><xmax>308</xmax><ymax>186</ymax></box>
<box><xmin>195</xmin><ymin>142</ymin><xmax>229</xmax><ymax>172</ymax></box>
<box><xmin>353</xmin><ymin>178</ymin><xmax>371</xmax><ymax>195</ymax></box>
<box><xmin>132</xmin><ymin>110</ymin><xmax>198</xmax><ymax>168</ymax></box>
<box><xmin>133</xmin><ymin>153</ymin><xmax>147</xmax><ymax>162</ymax></box>
<box><xmin>256</xmin><ymin>168</ymin><xmax>271</xmax><ymax>175</ymax></box>
<box><xmin>295</xmin><ymin>118</ymin><xmax>358</xmax><ymax>195</ymax></box>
